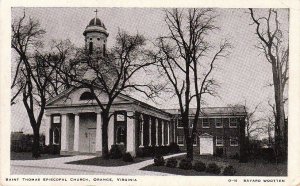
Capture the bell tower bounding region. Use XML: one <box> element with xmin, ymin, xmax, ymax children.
<box><xmin>83</xmin><ymin>9</ymin><xmax>109</xmax><ymax>54</ymax></box>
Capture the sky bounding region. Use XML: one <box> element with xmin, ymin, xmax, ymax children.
<box><xmin>10</xmin><ymin>8</ymin><xmax>289</xmax><ymax>136</ymax></box>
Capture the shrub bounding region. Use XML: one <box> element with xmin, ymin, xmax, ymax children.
<box><xmin>230</xmin><ymin>153</ymin><xmax>240</xmax><ymax>160</ymax></box>
<box><xmin>223</xmin><ymin>165</ymin><xmax>236</xmax><ymax>176</ymax></box>
<box><xmin>179</xmin><ymin>159</ymin><xmax>193</xmax><ymax>170</ymax></box>
<box><xmin>49</xmin><ymin>145</ymin><xmax>60</xmax><ymax>154</ymax></box>
<box><xmin>261</xmin><ymin>148</ymin><xmax>276</xmax><ymax>162</ymax></box>
<box><xmin>109</xmin><ymin>145</ymin><xmax>123</xmax><ymax>159</ymax></box>
<box><xmin>41</xmin><ymin>145</ymin><xmax>50</xmax><ymax>154</ymax></box>
<box><xmin>153</xmin><ymin>146</ymin><xmax>170</xmax><ymax>156</ymax></box>
<box><xmin>154</xmin><ymin>155</ymin><xmax>165</xmax><ymax>166</ymax></box>
<box><xmin>123</xmin><ymin>152</ymin><xmax>134</xmax><ymax>162</ymax></box>
<box><xmin>215</xmin><ymin>147</ymin><xmax>224</xmax><ymax>157</ymax></box>
<box><xmin>169</xmin><ymin>142</ymin><xmax>180</xmax><ymax>153</ymax></box>
<box><xmin>136</xmin><ymin>148</ymin><xmax>145</xmax><ymax>157</ymax></box>
<box><xmin>165</xmin><ymin>158</ymin><xmax>177</xmax><ymax>168</ymax></box>
<box><xmin>193</xmin><ymin>161</ymin><xmax>206</xmax><ymax>172</ymax></box>
<box><xmin>145</xmin><ymin>146</ymin><xmax>155</xmax><ymax>157</ymax></box>
<box><xmin>206</xmin><ymin>163</ymin><xmax>221</xmax><ymax>174</ymax></box>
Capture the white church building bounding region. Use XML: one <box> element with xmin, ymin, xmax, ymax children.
<box><xmin>44</xmin><ymin>14</ymin><xmax>174</xmax><ymax>157</ymax></box>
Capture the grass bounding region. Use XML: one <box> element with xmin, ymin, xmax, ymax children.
<box><xmin>140</xmin><ymin>154</ymin><xmax>287</xmax><ymax>176</ymax></box>
<box><xmin>66</xmin><ymin>156</ymin><xmax>151</xmax><ymax>167</ymax></box>
<box><xmin>11</xmin><ymin>152</ymin><xmax>71</xmax><ymax>160</ymax></box>
<box><xmin>192</xmin><ymin>155</ymin><xmax>287</xmax><ymax>176</ymax></box>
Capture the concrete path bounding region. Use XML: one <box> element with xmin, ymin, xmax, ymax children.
<box><xmin>11</xmin><ymin>153</ymin><xmax>186</xmax><ymax>175</ymax></box>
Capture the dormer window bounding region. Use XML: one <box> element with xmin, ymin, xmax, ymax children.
<box><xmin>80</xmin><ymin>92</ymin><xmax>95</xmax><ymax>100</ymax></box>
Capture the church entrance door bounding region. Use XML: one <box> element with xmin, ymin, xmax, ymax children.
<box><xmin>88</xmin><ymin>129</ymin><xmax>96</xmax><ymax>153</ymax></box>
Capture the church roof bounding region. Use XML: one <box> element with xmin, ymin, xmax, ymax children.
<box><xmin>163</xmin><ymin>106</ymin><xmax>247</xmax><ymax>117</ymax></box>
<box><xmin>87</xmin><ymin>17</ymin><xmax>106</xmax><ymax>29</ymax></box>
<box><xmin>83</xmin><ymin>17</ymin><xmax>108</xmax><ymax>36</ymax></box>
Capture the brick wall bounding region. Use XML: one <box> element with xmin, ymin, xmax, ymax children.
<box><xmin>174</xmin><ymin>116</ymin><xmax>246</xmax><ymax>157</ymax></box>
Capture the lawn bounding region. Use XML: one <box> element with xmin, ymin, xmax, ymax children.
<box><xmin>11</xmin><ymin>152</ymin><xmax>71</xmax><ymax>160</ymax></box>
<box><xmin>140</xmin><ymin>154</ymin><xmax>287</xmax><ymax>176</ymax></box>
<box><xmin>66</xmin><ymin>156</ymin><xmax>151</xmax><ymax>167</ymax></box>
<box><xmin>192</xmin><ymin>155</ymin><xmax>287</xmax><ymax>176</ymax></box>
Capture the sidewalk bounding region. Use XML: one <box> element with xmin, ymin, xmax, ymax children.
<box><xmin>11</xmin><ymin>153</ymin><xmax>186</xmax><ymax>175</ymax></box>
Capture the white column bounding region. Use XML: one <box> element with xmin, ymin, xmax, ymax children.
<box><xmin>95</xmin><ymin>112</ymin><xmax>102</xmax><ymax>155</ymax></box>
<box><xmin>149</xmin><ymin>117</ymin><xmax>152</xmax><ymax>146</ymax></box>
<box><xmin>61</xmin><ymin>114</ymin><xmax>69</xmax><ymax>151</ymax></box>
<box><xmin>45</xmin><ymin>115</ymin><xmax>51</xmax><ymax>146</ymax></box>
<box><xmin>73</xmin><ymin>114</ymin><xmax>80</xmax><ymax>152</ymax></box>
<box><xmin>162</xmin><ymin>120</ymin><xmax>164</xmax><ymax>146</ymax></box>
<box><xmin>167</xmin><ymin>121</ymin><xmax>170</xmax><ymax>145</ymax></box>
<box><xmin>155</xmin><ymin>118</ymin><xmax>158</xmax><ymax>146</ymax></box>
<box><xmin>140</xmin><ymin>115</ymin><xmax>144</xmax><ymax>147</ymax></box>
<box><xmin>126</xmin><ymin>111</ymin><xmax>136</xmax><ymax>156</ymax></box>
<box><xmin>108</xmin><ymin>113</ymin><xmax>114</xmax><ymax>150</ymax></box>
<box><xmin>174</xmin><ymin>119</ymin><xmax>176</xmax><ymax>143</ymax></box>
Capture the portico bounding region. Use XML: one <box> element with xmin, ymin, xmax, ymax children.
<box><xmin>44</xmin><ymin>87</ymin><xmax>173</xmax><ymax>157</ymax></box>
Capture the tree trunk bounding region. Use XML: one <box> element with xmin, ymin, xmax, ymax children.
<box><xmin>32</xmin><ymin>127</ymin><xmax>41</xmax><ymax>158</ymax></box>
<box><xmin>272</xmin><ymin>64</ymin><xmax>286</xmax><ymax>162</ymax></box>
<box><xmin>182</xmin><ymin>113</ymin><xmax>193</xmax><ymax>160</ymax></box>
<box><xmin>186</xmin><ymin>137</ymin><xmax>193</xmax><ymax>161</ymax></box>
<box><xmin>101</xmin><ymin>112</ymin><xmax>109</xmax><ymax>159</ymax></box>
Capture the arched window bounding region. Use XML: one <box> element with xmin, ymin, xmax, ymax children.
<box><xmin>80</xmin><ymin>92</ymin><xmax>95</xmax><ymax>100</ymax></box>
<box><xmin>103</xmin><ymin>43</ymin><xmax>106</xmax><ymax>54</ymax></box>
<box><xmin>89</xmin><ymin>42</ymin><xmax>93</xmax><ymax>53</ymax></box>
<box><xmin>53</xmin><ymin>127</ymin><xmax>60</xmax><ymax>145</ymax></box>
<box><xmin>116</xmin><ymin>127</ymin><xmax>125</xmax><ymax>144</ymax></box>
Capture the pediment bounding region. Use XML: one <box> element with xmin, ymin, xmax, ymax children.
<box><xmin>46</xmin><ymin>87</ymin><xmax>132</xmax><ymax>107</ymax></box>
<box><xmin>199</xmin><ymin>133</ymin><xmax>213</xmax><ymax>138</ymax></box>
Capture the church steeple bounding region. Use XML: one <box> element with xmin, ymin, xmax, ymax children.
<box><xmin>83</xmin><ymin>10</ymin><xmax>109</xmax><ymax>53</ymax></box>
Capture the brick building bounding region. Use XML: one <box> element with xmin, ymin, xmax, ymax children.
<box><xmin>165</xmin><ymin>107</ymin><xmax>247</xmax><ymax>157</ymax></box>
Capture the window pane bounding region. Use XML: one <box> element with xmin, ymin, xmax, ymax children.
<box><xmin>193</xmin><ymin>137</ymin><xmax>197</xmax><ymax>145</ymax></box>
<box><xmin>216</xmin><ymin>136</ymin><xmax>223</xmax><ymax>146</ymax></box>
<box><xmin>177</xmin><ymin>136</ymin><xmax>184</xmax><ymax>145</ymax></box>
<box><xmin>203</xmin><ymin>118</ymin><xmax>209</xmax><ymax>127</ymax></box>
<box><xmin>116</xmin><ymin>114</ymin><xmax>125</xmax><ymax>121</ymax></box>
<box><xmin>178</xmin><ymin>119</ymin><xmax>183</xmax><ymax>128</ymax></box>
<box><xmin>215</xmin><ymin>118</ymin><xmax>222</xmax><ymax>127</ymax></box>
<box><xmin>230</xmin><ymin>118</ymin><xmax>237</xmax><ymax>127</ymax></box>
<box><xmin>230</xmin><ymin>137</ymin><xmax>238</xmax><ymax>146</ymax></box>
<box><xmin>53</xmin><ymin>116</ymin><xmax>61</xmax><ymax>124</ymax></box>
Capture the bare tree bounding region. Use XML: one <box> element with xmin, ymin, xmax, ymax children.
<box><xmin>249</xmin><ymin>8</ymin><xmax>288</xmax><ymax>161</ymax></box>
<box><xmin>265</xmin><ymin>114</ymin><xmax>275</xmax><ymax>145</ymax></box>
<box><xmin>11</xmin><ymin>13</ymin><xmax>73</xmax><ymax>157</ymax></box>
<box><xmin>243</xmin><ymin>102</ymin><xmax>264</xmax><ymax>140</ymax></box>
<box><xmin>152</xmin><ymin>8</ymin><xmax>231</xmax><ymax>160</ymax></box>
<box><xmin>56</xmin><ymin>31</ymin><xmax>159</xmax><ymax>158</ymax></box>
